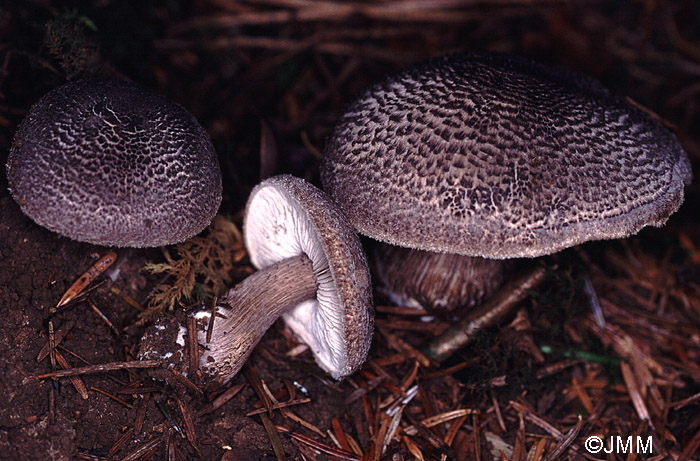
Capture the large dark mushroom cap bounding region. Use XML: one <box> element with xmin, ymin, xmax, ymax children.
<box><xmin>321</xmin><ymin>53</ymin><xmax>692</xmax><ymax>259</ymax></box>
<box><xmin>7</xmin><ymin>78</ymin><xmax>222</xmax><ymax>247</ymax></box>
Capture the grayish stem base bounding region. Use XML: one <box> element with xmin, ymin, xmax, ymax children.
<box><xmin>200</xmin><ymin>253</ymin><xmax>317</xmax><ymax>384</ymax></box>
<box><xmin>373</xmin><ymin>244</ymin><xmax>507</xmax><ymax>314</ymax></box>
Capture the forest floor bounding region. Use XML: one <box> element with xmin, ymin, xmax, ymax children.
<box><xmin>1</xmin><ymin>1</ymin><xmax>699</xmax><ymax>459</ymax></box>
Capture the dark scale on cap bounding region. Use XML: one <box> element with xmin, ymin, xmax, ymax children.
<box><xmin>7</xmin><ymin>78</ymin><xmax>222</xmax><ymax>247</ymax></box>
<box><xmin>321</xmin><ymin>53</ymin><xmax>692</xmax><ymax>259</ymax></box>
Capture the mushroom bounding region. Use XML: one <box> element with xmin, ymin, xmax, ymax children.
<box><xmin>139</xmin><ymin>175</ymin><xmax>373</xmax><ymax>385</ymax></box>
<box><xmin>6</xmin><ymin>78</ymin><xmax>222</xmax><ymax>247</ymax></box>
<box><xmin>321</xmin><ymin>52</ymin><xmax>692</xmax><ymax>314</ymax></box>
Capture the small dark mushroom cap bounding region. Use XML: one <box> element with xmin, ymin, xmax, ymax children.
<box><xmin>7</xmin><ymin>78</ymin><xmax>222</xmax><ymax>247</ymax></box>
<box><xmin>321</xmin><ymin>53</ymin><xmax>692</xmax><ymax>259</ymax></box>
<box><xmin>244</xmin><ymin>175</ymin><xmax>373</xmax><ymax>379</ymax></box>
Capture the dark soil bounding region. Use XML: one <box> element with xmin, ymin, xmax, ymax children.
<box><xmin>0</xmin><ymin>191</ymin><xmax>344</xmax><ymax>459</ymax></box>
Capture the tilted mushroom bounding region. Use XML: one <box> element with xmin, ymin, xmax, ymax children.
<box><xmin>321</xmin><ymin>52</ymin><xmax>692</xmax><ymax>313</ymax></box>
<box><xmin>6</xmin><ymin>78</ymin><xmax>222</xmax><ymax>247</ymax></box>
<box><xmin>139</xmin><ymin>175</ymin><xmax>373</xmax><ymax>385</ymax></box>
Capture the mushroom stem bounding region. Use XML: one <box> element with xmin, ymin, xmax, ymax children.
<box><xmin>373</xmin><ymin>244</ymin><xmax>507</xmax><ymax>315</ymax></box>
<box><xmin>199</xmin><ymin>253</ymin><xmax>318</xmax><ymax>383</ymax></box>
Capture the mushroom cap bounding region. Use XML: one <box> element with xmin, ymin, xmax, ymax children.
<box><xmin>7</xmin><ymin>78</ymin><xmax>222</xmax><ymax>247</ymax></box>
<box><xmin>244</xmin><ymin>175</ymin><xmax>373</xmax><ymax>379</ymax></box>
<box><xmin>321</xmin><ymin>53</ymin><xmax>692</xmax><ymax>259</ymax></box>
